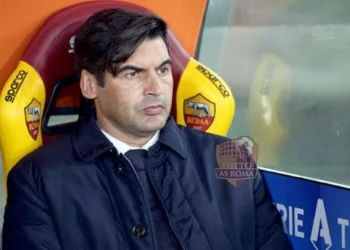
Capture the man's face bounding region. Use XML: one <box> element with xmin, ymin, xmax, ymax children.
<box><xmin>94</xmin><ymin>37</ymin><xmax>173</xmax><ymax>137</ymax></box>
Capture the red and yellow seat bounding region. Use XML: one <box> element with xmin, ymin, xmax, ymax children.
<box><xmin>0</xmin><ymin>1</ymin><xmax>235</xmax><ymax>189</ymax></box>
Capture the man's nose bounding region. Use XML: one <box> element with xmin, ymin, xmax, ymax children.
<box><xmin>145</xmin><ymin>71</ymin><xmax>162</xmax><ymax>96</ymax></box>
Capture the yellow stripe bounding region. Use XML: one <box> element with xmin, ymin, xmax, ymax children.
<box><xmin>176</xmin><ymin>58</ymin><xmax>235</xmax><ymax>137</ymax></box>
<box><xmin>0</xmin><ymin>61</ymin><xmax>45</xmax><ymax>187</ymax></box>
<box><xmin>249</xmin><ymin>53</ymin><xmax>290</xmax><ymax>167</ymax></box>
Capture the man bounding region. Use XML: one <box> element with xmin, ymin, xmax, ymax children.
<box><xmin>2</xmin><ymin>8</ymin><xmax>292</xmax><ymax>250</ymax></box>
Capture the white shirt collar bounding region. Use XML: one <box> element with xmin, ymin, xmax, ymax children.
<box><xmin>101</xmin><ymin>129</ymin><xmax>160</xmax><ymax>154</ymax></box>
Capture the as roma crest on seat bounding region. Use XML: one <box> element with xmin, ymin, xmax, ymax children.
<box><xmin>183</xmin><ymin>93</ymin><xmax>216</xmax><ymax>132</ymax></box>
<box><xmin>24</xmin><ymin>98</ymin><xmax>41</xmax><ymax>141</ymax></box>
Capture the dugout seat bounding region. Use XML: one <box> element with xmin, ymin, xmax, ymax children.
<box><xmin>0</xmin><ymin>1</ymin><xmax>235</xmax><ymax>187</ymax></box>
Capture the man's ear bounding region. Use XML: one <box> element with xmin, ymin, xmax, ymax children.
<box><xmin>80</xmin><ymin>69</ymin><xmax>99</xmax><ymax>100</ymax></box>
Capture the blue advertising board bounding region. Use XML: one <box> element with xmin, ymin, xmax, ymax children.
<box><xmin>261</xmin><ymin>169</ymin><xmax>350</xmax><ymax>250</ymax></box>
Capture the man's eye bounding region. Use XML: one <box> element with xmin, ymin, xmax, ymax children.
<box><xmin>158</xmin><ymin>67</ymin><xmax>169</xmax><ymax>74</ymax></box>
<box><xmin>126</xmin><ymin>71</ymin><xmax>139</xmax><ymax>78</ymax></box>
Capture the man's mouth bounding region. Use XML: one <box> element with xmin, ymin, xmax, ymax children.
<box><xmin>141</xmin><ymin>104</ymin><xmax>165</xmax><ymax>115</ymax></box>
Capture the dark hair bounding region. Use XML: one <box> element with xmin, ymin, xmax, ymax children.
<box><xmin>74</xmin><ymin>8</ymin><xmax>169</xmax><ymax>87</ymax></box>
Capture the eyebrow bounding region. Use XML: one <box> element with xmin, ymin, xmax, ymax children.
<box><xmin>156</xmin><ymin>59</ymin><xmax>172</xmax><ymax>70</ymax></box>
<box><xmin>115</xmin><ymin>58</ymin><xmax>172</xmax><ymax>76</ymax></box>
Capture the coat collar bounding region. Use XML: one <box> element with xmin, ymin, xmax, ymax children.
<box><xmin>72</xmin><ymin>115</ymin><xmax>186</xmax><ymax>162</ymax></box>
<box><xmin>157</xmin><ymin>116</ymin><xmax>186</xmax><ymax>159</ymax></box>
